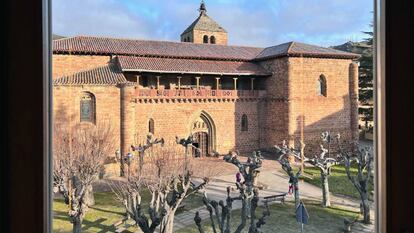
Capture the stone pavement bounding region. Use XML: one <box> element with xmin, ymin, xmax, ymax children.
<box><xmin>173</xmin><ymin>165</ymin><xmax>375</xmax><ymax>232</ymax></box>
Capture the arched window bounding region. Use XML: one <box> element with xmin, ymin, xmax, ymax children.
<box><xmin>80</xmin><ymin>92</ymin><xmax>96</xmax><ymax>123</ymax></box>
<box><xmin>203</xmin><ymin>35</ymin><xmax>209</xmax><ymax>43</ymax></box>
<box><xmin>318</xmin><ymin>75</ymin><xmax>327</xmax><ymax>97</ymax></box>
<box><xmin>148</xmin><ymin>118</ymin><xmax>154</xmax><ymax>134</ymax></box>
<box><xmin>241</xmin><ymin>114</ymin><xmax>248</xmax><ymax>131</ymax></box>
<box><xmin>210</xmin><ymin>36</ymin><xmax>216</xmax><ymax>44</ymax></box>
<box><xmin>187</xmin><ymin>37</ymin><xmax>190</xmax><ymax>42</ymax></box>
<box><xmin>183</xmin><ymin>38</ymin><xmax>187</xmax><ymax>42</ymax></box>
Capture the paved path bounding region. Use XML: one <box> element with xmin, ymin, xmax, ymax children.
<box><xmin>173</xmin><ymin>166</ymin><xmax>375</xmax><ymax>232</ymax></box>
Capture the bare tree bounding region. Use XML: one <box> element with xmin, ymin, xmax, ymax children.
<box><xmin>131</xmin><ymin>133</ymin><xmax>164</xmax><ymax>178</ymax></box>
<box><xmin>274</xmin><ymin>141</ymin><xmax>302</xmax><ymax>209</ymax></box>
<box><xmin>284</xmin><ymin>132</ymin><xmax>341</xmax><ymax>207</ymax></box>
<box><xmin>195</xmin><ymin>151</ymin><xmax>270</xmax><ymax>233</ymax></box>
<box><xmin>338</xmin><ymin>138</ymin><xmax>373</xmax><ymax>224</ymax></box>
<box><xmin>53</xmin><ymin>123</ymin><xmax>114</xmax><ymax>233</ymax></box>
<box><xmin>112</xmin><ymin>145</ymin><xmax>209</xmax><ymax>233</ymax></box>
<box><xmin>223</xmin><ymin>150</ymin><xmax>262</xmax><ymax>217</ymax></box>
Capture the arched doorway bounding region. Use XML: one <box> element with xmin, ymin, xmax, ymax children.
<box><xmin>190</xmin><ymin>112</ymin><xmax>216</xmax><ymax>157</ymax></box>
<box><xmin>192</xmin><ymin>131</ymin><xmax>209</xmax><ymax>157</ymax></box>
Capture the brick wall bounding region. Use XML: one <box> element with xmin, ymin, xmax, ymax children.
<box><xmin>132</xmin><ymin>98</ymin><xmax>260</xmax><ymax>154</ymax></box>
<box><xmin>287</xmin><ymin>57</ymin><xmax>357</xmax><ymax>155</ymax></box>
<box><xmin>258</xmin><ymin>58</ymin><xmax>290</xmax><ymax>148</ymax></box>
<box><xmin>53</xmin><ymin>54</ymin><xmax>110</xmax><ymax>79</ymax></box>
<box><xmin>257</xmin><ymin>57</ymin><xmax>357</xmax><ymax>155</ymax></box>
<box><xmin>53</xmin><ymin>85</ymin><xmax>122</xmax><ymax>153</ymax></box>
<box><xmin>52</xmin><ymin>53</ymin><xmax>358</xmax><ymax>158</ymax></box>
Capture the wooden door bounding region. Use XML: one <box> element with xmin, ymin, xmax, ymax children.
<box><xmin>192</xmin><ymin>132</ymin><xmax>209</xmax><ymax>157</ymax></box>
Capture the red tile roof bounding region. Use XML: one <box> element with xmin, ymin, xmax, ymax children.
<box><xmin>53</xmin><ymin>36</ymin><xmax>262</xmax><ymax>61</ymax></box>
<box><xmin>255</xmin><ymin>42</ymin><xmax>360</xmax><ymax>60</ymax></box>
<box><xmin>53</xmin><ymin>63</ymin><xmax>128</xmax><ymax>85</ymax></box>
<box><xmin>53</xmin><ymin>36</ymin><xmax>360</xmax><ymax>61</ymax></box>
<box><xmin>116</xmin><ymin>56</ymin><xmax>271</xmax><ymax>76</ymax></box>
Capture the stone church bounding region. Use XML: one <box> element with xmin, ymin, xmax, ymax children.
<box><xmin>53</xmin><ymin>2</ymin><xmax>360</xmax><ymax>159</ymax></box>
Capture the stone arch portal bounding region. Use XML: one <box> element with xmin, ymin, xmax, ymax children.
<box><xmin>190</xmin><ymin>111</ymin><xmax>216</xmax><ymax>156</ymax></box>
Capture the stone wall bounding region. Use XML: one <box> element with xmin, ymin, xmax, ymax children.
<box><xmin>182</xmin><ymin>30</ymin><xmax>228</xmax><ymax>45</ymax></box>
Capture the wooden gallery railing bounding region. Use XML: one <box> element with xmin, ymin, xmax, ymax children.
<box><xmin>135</xmin><ymin>89</ymin><xmax>267</xmax><ymax>100</ymax></box>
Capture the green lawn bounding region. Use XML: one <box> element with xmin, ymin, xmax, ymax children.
<box><xmin>53</xmin><ymin>190</ymin><xmax>204</xmax><ymax>233</ymax></box>
<box><xmin>177</xmin><ymin>201</ymin><xmax>360</xmax><ymax>233</ymax></box>
<box><xmin>301</xmin><ymin>165</ymin><xmax>374</xmax><ymax>200</ymax></box>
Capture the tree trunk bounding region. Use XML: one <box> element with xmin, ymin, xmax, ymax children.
<box><xmin>161</xmin><ymin>212</ymin><xmax>176</xmax><ymax>233</ymax></box>
<box><xmin>72</xmin><ymin>218</ymin><xmax>82</xmax><ymax>233</ymax></box>
<box><xmin>84</xmin><ymin>184</ymin><xmax>95</xmax><ymax>206</ymax></box>
<box><xmin>248</xmin><ymin>195</ymin><xmax>258</xmax><ymax>233</ymax></box>
<box><xmin>361</xmin><ymin>195</ymin><xmax>371</xmax><ymax>224</ymax></box>
<box><xmin>235</xmin><ymin>199</ymin><xmax>247</xmax><ymax>233</ymax></box>
<box><xmin>294</xmin><ymin>183</ymin><xmax>300</xmax><ymax>209</ymax></box>
<box><xmin>321</xmin><ymin>173</ymin><xmax>331</xmax><ymax>207</ymax></box>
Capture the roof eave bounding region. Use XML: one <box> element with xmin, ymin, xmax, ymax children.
<box><xmin>53</xmin><ymin>51</ymin><xmax>253</xmax><ymax>62</ymax></box>
<box><xmin>253</xmin><ymin>52</ymin><xmax>360</xmax><ymax>61</ymax></box>
<box><xmin>121</xmin><ymin>68</ymin><xmax>271</xmax><ymax>77</ymax></box>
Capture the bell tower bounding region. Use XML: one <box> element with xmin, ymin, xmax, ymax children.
<box><xmin>180</xmin><ymin>1</ymin><xmax>228</xmax><ymax>45</ymax></box>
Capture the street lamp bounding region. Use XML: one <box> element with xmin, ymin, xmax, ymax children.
<box><xmin>124</xmin><ymin>152</ymin><xmax>133</xmax><ymax>180</ymax></box>
<box><xmin>115</xmin><ymin>149</ymin><xmax>120</xmax><ymax>161</ymax></box>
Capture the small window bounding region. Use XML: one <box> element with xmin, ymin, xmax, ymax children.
<box><xmin>148</xmin><ymin>118</ymin><xmax>154</xmax><ymax>134</ymax></box>
<box><xmin>80</xmin><ymin>92</ymin><xmax>96</xmax><ymax>123</ymax></box>
<box><xmin>187</xmin><ymin>37</ymin><xmax>190</xmax><ymax>42</ymax></box>
<box><xmin>318</xmin><ymin>75</ymin><xmax>327</xmax><ymax>97</ymax></box>
<box><xmin>210</xmin><ymin>36</ymin><xmax>216</xmax><ymax>44</ymax></box>
<box><xmin>241</xmin><ymin>114</ymin><xmax>248</xmax><ymax>131</ymax></box>
<box><xmin>183</xmin><ymin>38</ymin><xmax>187</xmax><ymax>42</ymax></box>
<box><xmin>203</xmin><ymin>35</ymin><xmax>209</xmax><ymax>43</ymax></box>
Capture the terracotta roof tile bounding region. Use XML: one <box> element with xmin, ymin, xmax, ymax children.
<box><xmin>53</xmin><ymin>36</ymin><xmax>262</xmax><ymax>61</ymax></box>
<box><xmin>255</xmin><ymin>42</ymin><xmax>360</xmax><ymax>60</ymax></box>
<box><xmin>117</xmin><ymin>56</ymin><xmax>270</xmax><ymax>76</ymax></box>
<box><xmin>53</xmin><ymin>63</ymin><xmax>127</xmax><ymax>85</ymax></box>
<box><xmin>53</xmin><ymin>36</ymin><xmax>359</xmax><ymax>61</ymax></box>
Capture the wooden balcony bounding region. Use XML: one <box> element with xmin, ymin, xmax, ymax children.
<box><xmin>135</xmin><ymin>89</ymin><xmax>267</xmax><ymax>100</ymax></box>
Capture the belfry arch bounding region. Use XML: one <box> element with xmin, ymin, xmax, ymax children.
<box><xmin>189</xmin><ymin>111</ymin><xmax>216</xmax><ymax>156</ymax></box>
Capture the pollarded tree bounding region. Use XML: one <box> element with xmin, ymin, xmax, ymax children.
<box><xmin>195</xmin><ymin>151</ymin><xmax>270</xmax><ymax>233</ymax></box>
<box><xmin>112</xmin><ymin>146</ymin><xmax>209</xmax><ymax>233</ymax></box>
<box><xmin>195</xmin><ymin>187</ymin><xmax>270</xmax><ymax>233</ymax></box>
<box><xmin>274</xmin><ymin>141</ymin><xmax>302</xmax><ymax>209</ymax></box>
<box><xmin>223</xmin><ymin>151</ymin><xmax>262</xmax><ymax>217</ymax></box>
<box><xmin>338</xmin><ymin>139</ymin><xmax>373</xmax><ymax>224</ymax></box>
<box><xmin>53</xmin><ymin>123</ymin><xmax>115</xmax><ymax>233</ymax></box>
<box><xmin>285</xmin><ymin>132</ymin><xmax>341</xmax><ymax>207</ymax></box>
<box><xmin>131</xmin><ymin>133</ymin><xmax>164</xmax><ymax>178</ymax></box>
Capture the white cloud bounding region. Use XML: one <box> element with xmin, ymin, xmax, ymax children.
<box><xmin>52</xmin><ymin>0</ymin><xmax>373</xmax><ymax>47</ymax></box>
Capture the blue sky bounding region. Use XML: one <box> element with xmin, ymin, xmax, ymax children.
<box><xmin>52</xmin><ymin>0</ymin><xmax>373</xmax><ymax>47</ymax></box>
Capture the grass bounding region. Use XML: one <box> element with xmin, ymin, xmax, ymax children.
<box><xmin>177</xmin><ymin>201</ymin><xmax>360</xmax><ymax>233</ymax></box>
<box><xmin>300</xmin><ymin>165</ymin><xmax>374</xmax><ymax>200</ymax></box>
<box><xmin>53</xmin><ymin>190</ymin><xmax>204</xmax><ymax>233</ymax></box>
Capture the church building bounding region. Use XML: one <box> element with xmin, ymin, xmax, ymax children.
<box><xmin>53</xmin><ymin>2</ymin><xmax>360</xmax><ymax>159</ymax></box>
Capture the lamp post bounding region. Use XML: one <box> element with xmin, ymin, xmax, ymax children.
<box><xmin>115</xmin><ymin>149</ymin><xmax>124</xmax><ymax>177</ymax></box>
<box><xmin>124</xmin><ymin>152</ymin><xmax>133</xmax><ymax>180</ymax></box>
